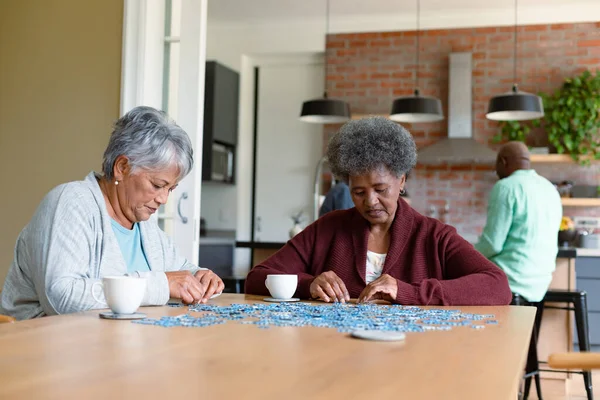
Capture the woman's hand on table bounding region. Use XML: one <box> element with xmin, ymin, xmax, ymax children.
<box><xmin>165</xmin><ymin>270</ymin><xmax>224</xmax><ymax>304</ymax></box>
<box><xmin>166</xmin><ymin>271</ymin><xmax>206</xmax><ymax>304</ymax></box>
<box><xmin>357</xmin><ymin>274</ymin><xmax>398</xmax><ymax>303</ymax></box>
<box><xmin>194</xmin><ymin>270</ymin><xmax>225</xmax><ymax>303</ymax></box>
<box><xmin>310</xmin><ymin>271</ymin><xmax>350</xmax><ymax>303</ymax></box>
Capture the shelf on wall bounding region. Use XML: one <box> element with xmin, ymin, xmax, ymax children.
<box><xmin>530</xmin><ymin>154</ymin><xmax>598</xmax><ymax>164</ymax></box>
<box><xmin>562</xmin><ymin>198</ymin><xmax>600</xmax><ymax>207</ymax></box>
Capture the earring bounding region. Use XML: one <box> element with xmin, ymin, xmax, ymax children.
<box><xmin>115</xmin><ymin>180</ymin><xmax>119</xmax><ymax>186</ymax></box>
<box><xmin>400</xmin><ymin>188</ymin><xmax>406</xmax><ymax>196</ymax></box>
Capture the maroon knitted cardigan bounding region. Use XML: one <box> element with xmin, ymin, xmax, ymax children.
<box><xmin>245</xmin><ymin>198</ymin><xmax>511</xmax><ymax>305</ymax></box>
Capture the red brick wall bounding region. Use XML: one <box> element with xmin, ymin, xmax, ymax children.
<box><xmin>324</xmin><ymin>22</ymin><xmax>600</xmax><ymax>238</ymax></box>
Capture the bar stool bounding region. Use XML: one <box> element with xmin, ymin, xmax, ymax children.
<box><xmin>541</xmin><ymin>289</ymin><xmax>593</xmax><ymax>400</ymax></box>
<box><xmin>515</xmin><ymin>290</ymin><xmax>593</xmax><ymax>400</ymax></box>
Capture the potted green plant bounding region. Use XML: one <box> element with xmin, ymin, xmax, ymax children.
<box><xmin>493</xmin><ymin>119</ymin><xmax>548</xmax><ymax>154</ymax></box>
<box><xmin>494</xmin><ymin>120</ymin><xmax>531</xmax><ymax>143</ymax></box>
<box><xmin>493</xmin><ymin>70</ymin><xmax>600</xmax><ymax>164</ymax></box>
<box><xmin>543</xmin><ymin>69</ymin><xmax>600</xmax><ymax>165</ymax></box>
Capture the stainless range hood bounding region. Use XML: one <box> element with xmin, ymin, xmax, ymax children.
<box><xmin>417</xmin><ymin>52</ymin><xmax>497</xmax><ymax>164</ymax></box>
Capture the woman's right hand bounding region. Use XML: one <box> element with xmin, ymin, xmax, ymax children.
<box><xmin>165</xmin><ymin>271</ymin><xmax>206</xmax><ymax>304</ymax></box>
<box><xmin>310</xmin><ymin>271</ymin><xmax>350</xmax><ymax>303</ymax></box>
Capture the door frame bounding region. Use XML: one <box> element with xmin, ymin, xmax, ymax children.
<box><xmin>120</xmin><ymin>0</ymin><xmax>207</xmax><ymax>264</ymax></box>
<box><xmin>120</xmin><ymin>0</ymin><xmax>166</xmax><ymax>114</ymax></box>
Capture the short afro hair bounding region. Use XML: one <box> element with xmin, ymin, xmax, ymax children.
<box><xmin>326</xmin><ymin>116</ymin><xmax>417</xmax><ymax>182</ymax></box>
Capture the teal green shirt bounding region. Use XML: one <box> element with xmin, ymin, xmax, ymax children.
<box><xmin>110</xmin><ymin>219</ymin><xmax>151</xmax><ymax>274</ymax></box>
<box><xmin>475</xmin><ymin>169</ymin><xmax>562</xmax><ymax>302</ymax></box>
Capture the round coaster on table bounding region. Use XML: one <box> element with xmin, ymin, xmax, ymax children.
<box><xmin>99</xmin><ymin>311</ymin><xmax>147</xmax><ymax>320</ymax></box>
<box><xmin>263</xmin><ymin>297</ymin><xmax>300</xmax><ymax>303</ymax></box>
<box><xmin>350</xmin><ymin>330</ymin><xmax>406</xmax><ymax>342</ymax></box>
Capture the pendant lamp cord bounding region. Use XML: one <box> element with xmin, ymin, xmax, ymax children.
<box><xmin>323</xmin><ymin>0</ymin><xmax>330</xmax><ymax>98</ymax></box>
<box><xmin>513</xmin><ymin>0</ymin><xmax>518</xmax><ymax>92</ymax></box>
<box><xmin>415</xmin><ymin>0</ymin><xmax>420</xmax><ymax>94</ymax></box>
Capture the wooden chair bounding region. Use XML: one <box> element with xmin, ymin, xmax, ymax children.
<box><xmin>549</xmin><ymin>353</ymin><xmax>600</xmax><ymax>370</ymax></box>
<box><xmin>0</xmin><ymin>314</ymin><xmax>16</xmax><ymax>323</ymax></box>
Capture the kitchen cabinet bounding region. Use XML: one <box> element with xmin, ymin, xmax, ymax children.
<box><xmin>203</xmin><ymin>61</ymin><xmax>239</xmax><ymax>146</ymax></box>
<box><xmin>202</xmin><ymin>61</ymin><xmax>239</xmax><ymax>182</ymax></box>
<box><xmin>199</xmin><ymin>230</ymin><xmax>236</xmax><ymax>278</ymax></box>
<box><xmin>574</xmin><ymin>256</ymin><xmax>600</xmax><ymax>351</ymax></box>
<box><xmin>199</xmin><ymin>242</ymin><xmax>234</xmax><ymax>278</ymax></box>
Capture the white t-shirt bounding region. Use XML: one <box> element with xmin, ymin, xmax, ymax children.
<box><xmin>365</xmin><ymin>251</ymin><xmax>387</xmax><ymax>284</ymax></box>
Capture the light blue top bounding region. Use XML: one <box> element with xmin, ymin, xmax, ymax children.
<box><xmin>475</xmin><ymin>169</ymin><xmax>562</xmax><ymax>302</ymax></box>
<box><xmin>110</xmin><ymin>219</ymin><xmax>151</xmax><ymax>273</ymax></box>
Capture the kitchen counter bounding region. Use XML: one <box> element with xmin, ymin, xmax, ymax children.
<box><xmin>235</xmin><ymin>243</ymin><xmax>600</xmax><ymax>257</ymax></box>
<box><xmin>200</xmin><ymin>230</ymin><xmax>236</xmax><ymax>245</ymax></box>
<box><xmin>557</xmin><ymin>247</ymin><xmax>600</xmax><ymax>258</ymax></box>
<box><xmin>236</xmin><ymin>241</ymin><xmax>287</xmax><ymax>249</ymax></box>
<box><xmin>557</xmin><ymin>247</ymin><xmax>577</xmax><ymax>258</ymax></box>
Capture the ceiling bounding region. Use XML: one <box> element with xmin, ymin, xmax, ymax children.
<box><xmin>207</xmin><ymin>0</ymin><xmax>596</xmax><ymax>25</ymax></box>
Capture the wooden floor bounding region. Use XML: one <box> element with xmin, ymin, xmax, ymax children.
<box><xmin>527</xmin><ymin>373</ymin><xmax>598</xmax><ymax>400</ymax></box>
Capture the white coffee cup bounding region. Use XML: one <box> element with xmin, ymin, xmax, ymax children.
<box><xmin>265</xmin><ymin>274</ymin><xmax>298</xmax><ymax>299</ymax></box>
<box><xmin>92</xmin><ymin>276</ymin><xmax>146</xmax><ymax>314</ymax></box>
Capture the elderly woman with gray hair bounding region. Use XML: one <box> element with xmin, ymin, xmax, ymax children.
<box><xmin>246</xmin><ymin>117</ymin><xmax>511</xmax><ymax>305</ymax></box>
<box><xmin>1</xmin><ymin>106</ymin><xmax>223</xmax><ymax>320</ymax></box>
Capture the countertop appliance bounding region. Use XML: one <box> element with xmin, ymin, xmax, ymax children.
<box><xmin>211</xmin><ymin>142</ymin><xmax>234</xmax><ymax>183</ymax></box>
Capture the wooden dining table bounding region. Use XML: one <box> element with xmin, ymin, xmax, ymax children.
<box><xmin>0</xmin><ymin>294</ymin><xmax>535</xmax><ymax>399</ymax></box>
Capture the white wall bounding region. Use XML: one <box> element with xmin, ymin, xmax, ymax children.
<box><xmin>204</xmin><ymin>3</ymin><xmax>600</xmax><ymax>273</ymax></box>
<box><xmin>0</xmin><ymin>0</ymin><xmax>123</xmax><ymax>286</ymax></box>
<box><xmin>201</xmin><ymin>183</ymin><xmax>237</xmax><ymax>230</ymax></box>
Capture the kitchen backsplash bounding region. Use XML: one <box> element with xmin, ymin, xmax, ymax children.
<box><xmin>410</xmin><ymin>164</ymin><xmax>496</xmax><ymax>238</ymax></box>
<box><xmin>409</xmin><ymin>163</ymin><xmax>600</xmax><ymax>239</ymax></box>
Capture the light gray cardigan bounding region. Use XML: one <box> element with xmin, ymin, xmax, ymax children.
<box><xmin>1</xmin><ymin>172</ymin><xmax>203</xmax><ymax>320</ymax></box>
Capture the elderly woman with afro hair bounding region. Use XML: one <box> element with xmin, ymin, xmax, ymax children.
<box><xmin>246</xmin><ymin>117</ymin><xmax>511</xmax><ymax>305</ymax></box>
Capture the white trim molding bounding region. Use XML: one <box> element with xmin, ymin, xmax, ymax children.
<box><xmin>120</xmin><ymin>0</ymin><xmax>166</xmax><ymax>115</ymax></box>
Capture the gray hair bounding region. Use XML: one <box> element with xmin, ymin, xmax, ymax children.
<box><xmin>102</xmin><ymin>106</ymin><xmax>193</xmax><ymax>181</ymax></box>
<box><xmin>326</xmin><ymin>116</ymin><xmax>417</xmax><ymax>183</ymax></box>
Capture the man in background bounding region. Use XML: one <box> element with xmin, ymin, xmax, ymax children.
<box><xmin>475</xmin><ymin>141</ymin><xmax>562</xmax><ymax>303</ymax></box>
<box><xmin>319</xmin><ymin>181</ymin><xmax>354</xmax><ymax>217</ymax></box>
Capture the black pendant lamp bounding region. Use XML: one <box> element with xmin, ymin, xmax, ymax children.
<box><xmin>486</xmin><ymin>0</ymin><xmax>543</xmax><ymax>121</ymax></box>
<box><xmin>299</xmin><ymin>0</ymin><xmax>351</xmax><ymax>123</ymax></box>
<box><xmin>390</xmin><ymin>0</ymin><xmax>444</xmax><ymax>123</ymax></box>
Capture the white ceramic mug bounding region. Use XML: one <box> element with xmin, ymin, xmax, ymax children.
<box><xmin>265</xmin><ymin>274</ymin><xmax>298</xmax><ymax>299</ymax></box>
<box><xmin>92</xmin><ymin>276</ymin><xmax>146</xmax><ymax>314</ymax></box>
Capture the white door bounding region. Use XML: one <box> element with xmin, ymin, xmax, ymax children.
<box><xmin>254</xmin><ymin>60</ymin><xmax>324</xmax><ymax>242</ymax></box>
<box><xmin>121</xmin><ymin>0</ymin><xmax>206</xmax><ymax>264</ymax></box>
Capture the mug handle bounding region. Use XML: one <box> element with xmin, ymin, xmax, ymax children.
<box><xmin>264</xmin><ymin>279</ymin><xmax>270</xmax><ymax>291</ymax></box>
<box><xmin>91</xmin><ymin>281</ymin><xmax>108</xmax><ymax>305</ymax></box>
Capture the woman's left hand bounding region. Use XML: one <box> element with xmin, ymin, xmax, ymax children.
<box><xmin>357</xmin><ymin>274</ymin><xmax>398</xmax><ymax>303</ymax></box>
<box><xmin>194</xmin><ymin>270</ymin><xmax>225</xmax><ymax>303</ymax></box>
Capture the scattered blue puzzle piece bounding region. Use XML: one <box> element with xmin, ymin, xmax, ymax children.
<box><xmin>133</xmin><ymin>301</ymin><xmax>498</xmax><ymax>333</ymax></box>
